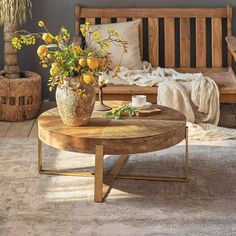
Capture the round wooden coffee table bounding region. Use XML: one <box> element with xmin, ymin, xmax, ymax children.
<box><xmin>38</xmin><ymin>101</ymin><xmax>188</xmax><ymax>203</ymax></box>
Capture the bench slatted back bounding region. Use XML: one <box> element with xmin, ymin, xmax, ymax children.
<box><xmin>75</xmin><ymin>5</ymin><xmax>232</xmax><ymax>69</ymax></box>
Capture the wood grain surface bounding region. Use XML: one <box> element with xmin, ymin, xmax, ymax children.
<box><xmin>38</xmin><ymin>101</ymin><xmax>186</xmax><ymax>155</ymax></box>
<box><xmin>226</xmin><ymin>36</ymin><xmax>236</xmax><ymax>62</ymax></box>
<box><xmin>74</xmin><ymin>5</ymin><xmax>236</xmax><ymax>103</ymax></box>
<box><xmin>0</xmin><ymin>72</ymin><xmax>41</xmax><ymax>121</ymax></box>
<box><xmin>196</xmin><ymin>18</ymin><xmax>206</xmax><ymax>68</ymax></box>
<box><xmin>180</xmin><ymin>18</ymin><xmax>191</xmax><ymax>68</ymax></box>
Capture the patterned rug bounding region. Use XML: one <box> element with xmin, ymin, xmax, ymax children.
<box><xmin>0</xmin><ymin>138</ymin><xmax>236</xmax><ymax>236</ymax></box>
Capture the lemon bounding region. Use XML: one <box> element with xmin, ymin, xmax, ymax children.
<box><xmin>83</xmin><ymin>73</ymin><xmax>95</xmax><ymax>85</ymax></box>
<box><xmin>50</xmin><ymin>64</ymin><xmax>61</xmax><ymax>76</ymax></box>
<box><xmin>78</xmin><ymin>58</ymin><xmax>87</xmax><ymax>67</ymax></box>
<box><xmin>87</xmin><ymin>58</ymin><xmax>99</xmax><ymax>70</ymax></box>
<box><xmin>42</xmin><ymin>33</ymin><xmax>53</xmax><ymax>44</ymax></box>
<box><xmin>37</xmin><ymin>45</ymin><xmax>48</xmax><ymax>58</ymax></box>
<box><xmin>38</xmin><ymin>21</ymin><xmax>45</xmax><ymax>27</ymax></box>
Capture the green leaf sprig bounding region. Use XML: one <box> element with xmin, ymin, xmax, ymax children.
<box><xmin>104</xmin><ymin>105</ymin><xmax>138</xmax><ymax>120</ymax></box>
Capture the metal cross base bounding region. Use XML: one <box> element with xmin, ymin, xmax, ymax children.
<box><xmin>38</xmin><ymin>128</ymin><xmax>189</xmax><ymax>203</ymax></box>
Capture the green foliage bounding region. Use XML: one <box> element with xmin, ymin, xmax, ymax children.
<box><xmin>11</xmin><ymin>21</ymin><xmax>128</xmax><ymax>94</ymax></box>
<box><xmin>104</xmin><ymin>105</ymin><xmax>138</xmax><ymax>120</ymax></box>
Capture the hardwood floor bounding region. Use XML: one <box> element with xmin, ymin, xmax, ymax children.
<box><xmin>0</xmin><ymin>102</ymin><xmax>235</xmax><ymax>138</ymax></box>
<box><xmin>0</xmin><ymin>101</ymin><xmax>56</xmax><ymax>139</ymax></box>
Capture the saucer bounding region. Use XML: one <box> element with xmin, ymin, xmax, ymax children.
<box><xmin>129</xmin><ymin>102</ymin><xmax>152</xmax><ymax>109</ymax></box>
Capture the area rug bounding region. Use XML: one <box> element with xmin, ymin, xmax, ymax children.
<box><xmin>0</xmin><ymin>138</ymin><xmax>236</xmax><ymax>236</ymax></box>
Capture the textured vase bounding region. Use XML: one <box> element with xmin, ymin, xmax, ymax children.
<box><xmin>56</xmin><ymin>79</ymin><xmax>96</xmax><ymax>127</ymax></box>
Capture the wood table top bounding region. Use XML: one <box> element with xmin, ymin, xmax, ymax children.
<box><xmin>38</xmin><ymin>101</ymin><xmax>186</xmax><ymax>155</ymax></box>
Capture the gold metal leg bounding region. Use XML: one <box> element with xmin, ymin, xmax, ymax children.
<box><xmin>115</xmin><ymin>126</ymin><xmax>189</xmax><ymax>182</ymax></box>
<box><xmin>94</xmin><ymin>145</ymin><xmax>104</xmax><ymax>203</ymax></box>
<box><xmin>95</xmin><ymin>146</ymin><xmax>129</xmax><ymax>203</ymax></box>
<box><xmin>38</xmin><ymin>127</ymin><xmax>189</xmax><ymax>202</ymax></box>
<box><xmin>38</xmin><ymin>138</ymin><xmax>94</xmax><ymax>177</ymax></box>
<box><xmin>102</xmin><ymin>154</ymin><xmax>129</xmax><ymax>201</ymax></box>
<box><xmin>37</xmin><ymin>140</ymin><xmax>129</xmax><ymax>203</ymax></box>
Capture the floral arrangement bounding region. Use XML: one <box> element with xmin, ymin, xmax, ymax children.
<box><xmin>12</xmin><ymin>21</ymin><xmax>127</xmax><ymax>95</ymax></box>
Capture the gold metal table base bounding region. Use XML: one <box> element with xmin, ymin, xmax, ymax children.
<box><xmin>38</xmin><ymin>127</ymin><xmax>189</xmax><ymax>203</ymax></box>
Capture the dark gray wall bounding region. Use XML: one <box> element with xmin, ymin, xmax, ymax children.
<box><xmin>0</xmin><ymin>0</ymin><xmax>235</xmax><ymax>100</ymax></box>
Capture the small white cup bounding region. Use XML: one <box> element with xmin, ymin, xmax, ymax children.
<box><xmin>132</xmin><ymin>95</ymin><xmax>147</xmax><ymax>107</ymax></box>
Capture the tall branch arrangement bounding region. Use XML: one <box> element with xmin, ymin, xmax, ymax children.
<box><xmin>12</xmin><ymin>21</ymin><xmax>127</xmax><ymax>95</ymax></box>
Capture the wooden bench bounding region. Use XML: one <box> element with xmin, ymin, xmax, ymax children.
<box><xmin>75</xmin><ymin>5</ymin><xmax>236</xmax><ymax>104</ymax></box>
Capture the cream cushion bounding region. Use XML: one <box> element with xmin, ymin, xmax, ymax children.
<box><xmin>85</xmin><ymin>20</ymin><xmax>142</xmax><ymax>70</ymax></box>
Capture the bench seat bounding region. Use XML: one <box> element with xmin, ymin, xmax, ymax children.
<box><xmin>96</xmin><ymin>67</ymin><xmax>236</xmax><ymax>104</ymax></box>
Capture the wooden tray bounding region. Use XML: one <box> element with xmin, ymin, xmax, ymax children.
<box><xmin>136</xmin><ymin>107</ymin><xmax>161</xmax><ymax>117</ymax></box>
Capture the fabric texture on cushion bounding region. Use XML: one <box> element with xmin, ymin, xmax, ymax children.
<box><xmin>85</xmin><ymin>20</ymin><xmax>142</xmax><ymax>70</ymax></box>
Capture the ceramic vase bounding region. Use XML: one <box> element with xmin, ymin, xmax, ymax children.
<box><xmin>56</xmin><ymin>78</ymin><xmax>96</xmax><ymax>126</ymax></box>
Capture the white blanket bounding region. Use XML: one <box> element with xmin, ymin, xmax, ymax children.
<box><xmin>102</xmin><ymin>62</ymin><xmax>236</xmax><ymax>140</ymax></box>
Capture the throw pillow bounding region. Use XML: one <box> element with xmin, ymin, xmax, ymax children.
<box><xmin>85</xmin><ymin>20</ymin><xmax>142</xmax><ymax>70</ymax></box>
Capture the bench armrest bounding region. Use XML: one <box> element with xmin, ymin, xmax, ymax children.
<box><xmin>226</xmin><ymin>36</ymin><xmax>236</xmax><ymax>62</ymax></box>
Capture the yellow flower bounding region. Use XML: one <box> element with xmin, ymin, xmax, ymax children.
<box><xmin>11</xmin><ymin>37</ymin><xmax>21</xmax><ymax>49</ymax></box>
<box><xmin>98</xmin><ymin>57</ymin><xmax>107</xmax><ymax>69</ymax></box>
<box><xmin>61</xmin><ymin>27</ymin><xmax>67</xmax><ymax>34</ymax></box>
<box><xmin>107</xmin><ymin>28</ymin><xmax>115</xmax><ymax>33</ymax></box>
<box><xmin>74</xmin><ymin>46</ymin><xmax>82</xmax><ymax>54</ymax></box>
<box><xmin>92</xmin><ymin>31</ymin><xmax>101</xmax><ymax>42</ymax></box>
<box><xmin>50</xmin><ymin>64</ymin><xmax>61</xmax><ymax>76</ymax></box>
<box><xmin>38</xmin><ymin>21</ymin><xmax>45</xmax><ymax>27</ymax></box>
<box><xmin>47</xmin><ymin>53</ymin><xmax>52</xmax><ymax>59</ymax></box>
<box><xmin>113</xmin><ymin>65</ymin><xmax>121</xmax><ymax>76</ymax></box>
<box><xmin>74</xmin><ymin>66</ymin><xmax>81</xmax><ymax>72</ymax></box>
<box><xmin>42</xmin><ymin>63</ymin><xmax>48</xmax><ymax>68</ymax></box>
<box><xmin>103</xmin><ymin>40</ymin><xmax>110</xmax><ymax>49</ymax></box>
<box><xmin>55</xmin><ymin>35</ymin><xmax>62</xmax><ymax>42</ymax></box>
<box><xmin>80</xmin><ymin>23</ymin><xmax>92</xmax><ymax>37</ymax></box>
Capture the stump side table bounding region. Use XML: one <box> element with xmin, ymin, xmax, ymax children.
<box><xmin>38</xmin><ymin>101</ymin><xmax>189</xmax><ymax>203</ymax></box>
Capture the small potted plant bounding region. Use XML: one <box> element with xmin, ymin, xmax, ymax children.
<box><xmin>0</xmin><ymin>0</ymin><xmax>41</xmax><ymax>121</ymax></box>
<box><xmin>12</xmin><ymin>21</ymin><xmax>127</xmax><ymax>126</ymax></box>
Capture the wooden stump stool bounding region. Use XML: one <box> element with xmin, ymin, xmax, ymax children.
<box><xmin>0</xmin><ymin>71</ymin><xmax>41</xmax><ymax>121</ymax></box>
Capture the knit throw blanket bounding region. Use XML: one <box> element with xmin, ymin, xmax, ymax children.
<box><xmin>102</xmin><ymin>62</ymin><xmax>236</xmax><ymax>140</ymax></box>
